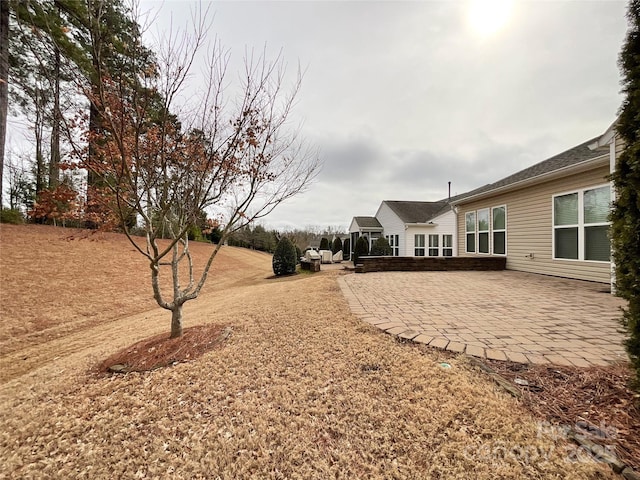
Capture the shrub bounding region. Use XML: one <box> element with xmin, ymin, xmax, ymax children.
<box><xmin>272</xmin><ymin>237</ymin><xmax>297</xmax><ymax>276</ymax></box>
<box><xmin>353</xmin><ymin>236</ymin><xmax>369</xmax><ymax>265</ymax></box>
<box><xmin>295</xmin><ymin>245</ymin><xmax>302</xmax><ymax>264</ymax></box>
<box><xmin>343</xmin><ymin>238</ymin><xmax>351</xmax><ymax>261</ymax></box>
<box><xmin>319</xmin><ymin>237</ymin><xmax>330</xmax><ymax>250</ymax></box>
<box><xmin>188</xmin><ymin>225</ymin><xmax>208</xmax><ymax>242</ymax></box>
<box><xmin>370</xmin><ymin>237</ymin><xmax>392</xmax><ymax>256</ymax></box>
<box><xmin>613</xmin><ymin>0</ymin><xmax>640</xmax><ymax>390</ymax></box>
<box><xmin>0</xmin><ymin>208</ymin><xmax>24</xmax><ymax>225</ymax></box>
<box><xmin>332</xmin><ymin>237</ymin><xmax>343</xmax><ymax>255</ymax></box>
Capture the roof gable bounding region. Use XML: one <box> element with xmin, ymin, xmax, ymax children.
<box><xmin>382</xmin><ymin>200</ymin><xmax>451</xmax><ymax>224</ymax></box>
<box><xmin>353</xmin><ymin>216</ymin><xmax>383</xmax><ymax>229</ymax></box>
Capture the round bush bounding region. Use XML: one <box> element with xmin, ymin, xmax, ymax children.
<box><xmin>272</xmin><ymin>237</ymin><xmax>297</xmax><ymax>276</ymax></box>
<box><xmin>370</xmin><ymin>237</ymin><xmax>392</xmax><ymax>256</ymax></box>
<box><xmin>0</xmin><ymin>208</ymin><xmax>24</xmax><ymax>225</ymax></box>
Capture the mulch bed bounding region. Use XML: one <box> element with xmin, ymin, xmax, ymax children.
<box><xmin>485</xmin><ymin>359</ymin><xmax>640</xmax><ymax>471</ymax></box>
<box><xmin>96</xmin><ymin>324</ymin><xmax>230</xmax><ymax>375</ymax></box>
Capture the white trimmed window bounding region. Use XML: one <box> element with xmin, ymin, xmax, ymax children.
<box><xmin>414</xmin><ymin>234</ymin><xmax>425</xmax><ymax>256</ymax></box>
<box><xmin>466</xmin><ymin>206</ymin><xmax>507</xmax><ymax>255</ymax></box>
<box><xmin>465</xmin><ymin>212</ymin><xmax>476</xmax><ymax>253</ymax></box>
<box><xmin>553</xmin><ymin>185</ymin><xmax>610</xmax><ymax>262</ymax></box>
<box><xmin>492</xmin><ymin>206</ymin><xmax>506</xmax><ymax>255</ymax></box>
<box><xmin>386</xmin><ymin>234</ymin><xmax>400</xmax><ymax>256</ymax></box>
<box><xmin>443</xmin><ymin>234</ymin><xmax>453</xmax><ymax>256</ymax></box>
<box><xmin>477</xmin><ymin>208</ymin><xmax>489</xmax><ymax>254</ymax></box>
<box><xmin>428</xmin><ymin>234</ymin><xmax>439</xmax><ymax>256</ymax></box>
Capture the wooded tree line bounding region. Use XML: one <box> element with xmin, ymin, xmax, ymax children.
<box><xmin>227</xmin><ymin>225</ymin><xmax>347</xmax><ymax>255</ymax></box>
<box><xmin>1</xmin><ymin>0</ymin><xmax>320</xmax><ymax>337</ymax></box>
<box><xmin>1</xmin><ymin>0</ymin><xmax>152</xmax><ymax>223</ymax></box>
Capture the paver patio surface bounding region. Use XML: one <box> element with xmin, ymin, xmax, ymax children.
<box><xmin>338</xmin><ymin>270</ymin><xmax>628</xmax><ymax>366</ymax></box>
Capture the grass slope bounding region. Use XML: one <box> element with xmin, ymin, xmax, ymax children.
<box><xmin>0</xmin><ymin>225</ymin><xmax>614</xmax><ymax>479</ymax></box>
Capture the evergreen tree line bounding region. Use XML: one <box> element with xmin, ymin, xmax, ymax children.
<box><xmin>227</xmin><ymin>225</ymin><xmax>347</xmax><ymax>255</ymax></box>
<box><xmin>0</xmin><ymin>0</ymin><xmax>168</xmax><ymax>226</ymax></box>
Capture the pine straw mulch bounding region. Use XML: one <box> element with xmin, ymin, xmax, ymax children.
<box><xmin>484</xmin><ymin>359</ymin><xmax>640</xmax><ymax>472</ymax></box>
<box><xmin>95</xmin><ymin>324</ymin><xmax>232</xmax><ymax>375</ymax></box>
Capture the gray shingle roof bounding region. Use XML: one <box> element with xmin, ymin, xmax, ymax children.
<box><xmin>383</xmin><ymin>200</ymin><xmax>451</xmax><ymax>224</ymax></box>
<box><xmin>353</xmin><ymin>216</ymin><xmax>383</xmax><ymax>229</ymax></box>
<box><xmin>454</xmin><ymin>137</ymin><xmax>607</xmax><ymax>203</ymax></box>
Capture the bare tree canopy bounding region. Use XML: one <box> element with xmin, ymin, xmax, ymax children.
<box><xmin>59</xmin><ymin>4</ymin><xmax>320</xmax><ymax>337</ymax></box>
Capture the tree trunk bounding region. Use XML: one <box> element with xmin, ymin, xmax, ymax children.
<box><xmin>0</xmin><ymin>0</ymin><xmax>9</xmax><ymax>208</ymax></box>
<box><xmin>49</xmin><ymin>38</ymin><xmax>61</xmax><ymax>190</ymax></box>
<box><xmin>35</xmin><ymin>93</ymin><xmax>46</xmax><ymax>197</ymax></box>
<box><xmin>170</xmin><ymin>304</ymin><xmax>183</xmax><ymax>339</ymax></box>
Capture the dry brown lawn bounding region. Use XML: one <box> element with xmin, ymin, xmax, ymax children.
<box><xmin>0</xmin><ymin>224</ymin><xmax>618</xmax><ymax>479</ymax></box>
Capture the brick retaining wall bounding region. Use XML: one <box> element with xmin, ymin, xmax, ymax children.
<box><xmin>356</xmin><ymin>256</ymin><xmax>507</xmax><ymax>273</ymax></box>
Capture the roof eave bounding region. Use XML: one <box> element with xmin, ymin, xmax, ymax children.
<box><xmin>405</xmin><ymin>222</ymin><xmax>438</xmax><ymax>228</ymax></box>
<box><xmin>589</xmin><ymin>118</ymin><xmax>619</xmax><ymax>150</ymax></box>
<box><xmin>453</xmin><ymin>154</ymin><xmax>609</xmax><ymax>205</ymax></box>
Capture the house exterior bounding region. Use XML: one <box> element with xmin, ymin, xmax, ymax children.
<box><xmin>348</xmin><ymin>216</ymin><xmax>384</xmax><ymax>259</ymax></box>
<box><xmin>453</xmin><ymin>125</ymin><xmax>619</xmax><ymax>285</ymax></box>
<box><xmin>375</xmin><ymin>201</ymin><xmax>457</xmax><ymax>257</ymax></box>
<box><xmin>348</xmin><ymin>200</ymin><xmax>457</xmax><ymax>260</ymax></box>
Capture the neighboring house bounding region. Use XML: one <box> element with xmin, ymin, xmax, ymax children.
<box><xmin>348</xmin><ymin>200</ymin><xmax>457</xmax><ymax>260</ymax></box>
<box><xmin>348</xmin><ymin>216</ymin><xmax>384</xmax><ymax>259</ymax></box>
<box><xmin>375</xmin><ymin>201</ymin><xmax>456</xmax><ymax>257</ymax></box>
<box><xmin>453</xmin><ymin>122</ymin><xmax>619</xmax><ymax>285</ymax></box>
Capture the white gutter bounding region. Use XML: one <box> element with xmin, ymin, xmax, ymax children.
<box><xmin>405</xmin><ymin>222</ymin><xmax>438</xmax><ymax>228</ymax></box>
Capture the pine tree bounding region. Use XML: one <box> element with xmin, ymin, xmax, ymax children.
<box><xmin>343</xmin><ymin>238</ymin><xmax>351</xmax><ymax>261</ymax></box>
<box><xmin>332</xmin><ymin>237</ymin><xmax>342</xmax><ymax>255</ymax></box>
<box><xmin>612</xmin><ymin>0</ymin><xmax>640</xmax><ymax>388</ymax></box>
<box><xmin>272</xmin><ymin>237</ymin><xmax>297</xmax><ymax>276</ymax></box>
<box><xmin>0</xmin><ymin>1</ymin><xmax>8</xmax><ymax>207</ymax></box>
<box><xmin>354</xmin><ymin>236</ymin><xmax>369</xmax><ymax>265</ymax></box>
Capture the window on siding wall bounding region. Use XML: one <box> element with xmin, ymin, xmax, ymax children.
<box><xmin>492</xmin><ymin>206</ymin><xmax>506</xmax><ymax>255</ymax></box>
<box><xmin>554</xmin><ymin>192</ymin><xmax>578</xmax><ymax>259</ymax></box>
<box><xmin>553</xmin><ymin>186</ymin><xmax>610</xmax><ymax>262</ymax></box>
<box><xmin>428</xmin><ymin>234</ymin><xmax>439</xmax><ymax>256</ymax></box>
<box><xmin>465</xmin><ymin>212</ymin><xmax>476</xmax><ymax>253</ymax></box>
<box><xmin>386</xmin><ymin>235</ymin><xmax>400</xmax><ymax>256</ymax></box>
<box><xmin>584</xmin><ymin>186</ymin><xmax>610</xmax><ymax>261</ymax></box>
<box><xmin>443</xmin><ymin>234</ymin><xmax>453</xmax><ymax>256</ymax></box>
<box><xmin>414</xmin><ymin>234</ymin><xmax>425</xmax><ymax>256</ymax></box>
<box><xmin>477</xmin><ymin>208</ymin><xmax>489</xmax><ymax>254</ymax></box>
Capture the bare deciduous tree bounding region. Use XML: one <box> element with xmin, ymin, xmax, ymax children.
<box><xmin>64</xmin><ymin>8</ymin><xmax>320</xmax><ymax>337</ymax></box>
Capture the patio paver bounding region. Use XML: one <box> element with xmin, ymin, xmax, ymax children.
<box><xmin>338</xmin><ymin>270</ymin><xmax>627</xmax><ymax>366</ymax></box>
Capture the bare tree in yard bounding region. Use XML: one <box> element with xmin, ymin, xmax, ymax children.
<box><xmin>65</xmin><ymin>12</ymin><xmax>320</xmax><ymax>338</ymax></box>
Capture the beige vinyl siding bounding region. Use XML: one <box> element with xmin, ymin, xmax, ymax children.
<box><xmin>457</xmin><ymin>165</ymin><xmax>611</xmax><ymax>283</ymax></box>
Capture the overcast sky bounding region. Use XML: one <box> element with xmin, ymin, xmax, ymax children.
<box><xmin>200</xmin><ymin>0</ymin><xmax>627</xmax><ymax>232</ymax></box>
<box><xmin>9</xmin><ymin>0</ymin><xmax>626</xmax><ymax>232</ymax></box>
